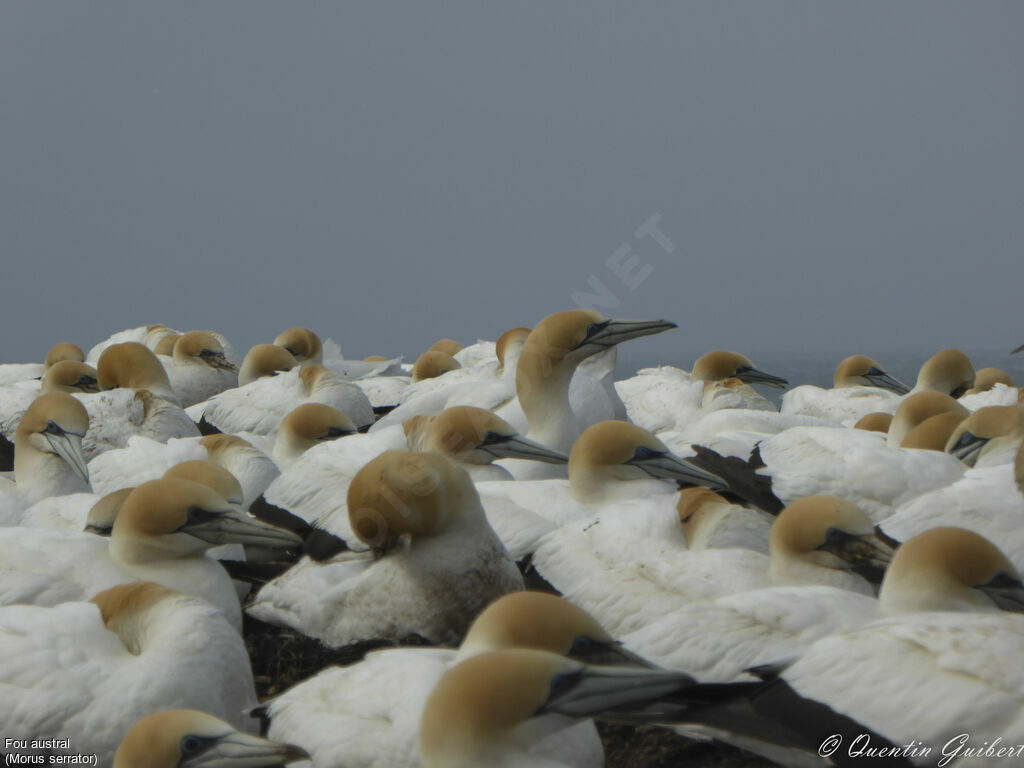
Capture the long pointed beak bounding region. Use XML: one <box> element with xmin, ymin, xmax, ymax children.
<box><xmin>629</xmin><ymin>452</ymin><xmax>728</xmax><ymax>491</ymax></box>
<box><xmin>569</xmin><ymin>640</ymin><xmax>661</xmax><ymax>669</ymax></box>
<box><xmin>864</xmin><ymin>370</ymin><xmax>910</xmax><ymax>395</ymax></box>
<box><xmin>574</xmin><ymin>319</ymin><xmax>677</xmax><ymax>351</ymax></box>
<box><xmin>948</xmin><ymin>431</ymin><xmax>987</xmax><ymax>466</ymax></box>
<box><xmin>75</xmin><ymin>376</ymin><xmax>101</xmax><ymax>393</ymax></box>
<box><xmin>203</xmin><ymin>352</ymin><xmax>240</xmax><ymax>375</ymax></box>
<box><xmin>480</xmin><ymin>434</ymin><xmax>568</xmax><ymax>464</ymax></box>
<box><xmin>44</xmin><ymin>432</ymin><xmax>90</xmax><ymax>485</ymax></box>
<box><xmin>978</xmin><ymin>574</ymin><xmax>1024</xmax><ymax>613</ymax></box>
<box><xmin>540</xmin><ymin>665</ymin><xmax>694</xmax><ymax>720</ymax></box>
<box><xmin>189</xmin><ymin>731</ymin><xmax>310</xmax><ymax>766</ymax></box>
<box><xmin>1012</xmin><ymin>343</ymin><xmax>1024</xmax><ymax>355</ymax></box>
<box><xmin>735</xmin><ymin>366</ymin><xmax>789</xmax><ymax>390</ymax></box>
<box><xmin>819</xmin><ymin>530</ymin><xmax>896</xmax><ymax>583</ymax></box>
<box><xmin>182</xmin><ymin>507</ymin><xmax>304</xmax><ymax>549</ymax></box>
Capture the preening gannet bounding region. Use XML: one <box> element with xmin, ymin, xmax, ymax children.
<box><xmin>0</xmin><ymin>478</ymin><xmax>301</xmax><ymax>629</ymax></box>
<box><xmin>886</xmin><ymin>389</ymin><xmax>969</xmax><ymax>448</ymax></box>
<box><xmin>44</xmin><ymin>342</ymin><xmax>85</xmax><ymax>369</ymax></box>
<box><xmin>40</xmin><ymin>360</ymin><xmax>99</xmax><ymax>393</ymax></box>
<box><xmin>899</xmin><ymin>411</ymin><xmax>966</xmax><ymax>451</ymax></box>
<box><xmin>853</xmin><ymin>411</ymin><xmax>893</xmax><ymax>433</ymax></box>
<box><xmin>944</xmin><ymin>403</ymin><xmax>1024</xmax><ymax>466</ymax></box>
<box><xmin>247</xmin><ymin>450</ymin><xmax>523</xmax><ymax>646</ymax></box>
<box><xmin>966</xmin><ymin>366</ymin><xmax>1015</xmax><ymax>394</ymax></box>
<box><xmin>263</xmin><ymin>591</ymin><xmax>649</xmax><ymax>768</ymax></box>
<box><xmin>272</xmin><ymin>403</ymin><xmax>356</xmax><ymax>468</ymax></box>
<box><xmin>676</xmin><ymin>487</ymin><xmax>772</xmax><ymax>553</ymax></box>
<box><xmin>0</xmin><ymin>582</ymin><xmax>260</xmax><ymax>765</ymax></box>
<box><xmin>412</xmin><ymin>351</ymin><xmax>462</xmax><ymax>383</ymax></box>
<box><xmin>114</xmin><ymin>709</ymin><xmax>308</xmax><ymax>768</ymax></box>
<box><xmin>911</xmin><ymin>347</ymin><xmax>975</xmax><ymax>398</ymax></box>
<box><xmin>275</xmin><ymin>327</ymin><xmax>323</xmax><ymax>365</ymax></box>
<box><xmin>160</xmin><ymin>331</ymin><xmax>239</xmax><ymax>407</ymax></box>
<box><xmin>429</xmin><ymin>338</ymin><xmax>464</xmax><ymax>357</ymax></box>
<box><xmin>98</xmin><ymin>342</ymin><xmax>181</xmax><ymax>405</ymax></box>
<box><xmin>238</xmin><ymin>344</ymin><xmax>299</xmax><ymax>386</ymax></box>
<box><xmin>781</xmin><ymin>355</ymin><xmax>907</xmax><ymax>425</ymax></box>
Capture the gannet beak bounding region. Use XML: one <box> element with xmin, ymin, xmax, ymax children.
<box><xmin>76</xmin><ymin>375</ymin><xmax>101</xmax><ymax>393</ymax></box>
<box><xmin>977</xmin><ymin>573</ymin><xmax>1024</xmax><ymax>613</ymax></box>
<box><xmin>478</xmin><ymin>434</ymin><xmax>569</xmax><ymax>464</ymax></box>
<box><xmin>185</xmin><ymin>730</ymin><xmax>310</xmax><ymax>766</ymax></box>
<box><xmin>948</xmin><ymin>431</ymin><xmax>987</xmax><ymax>466</ymax></box>
<box><xmin>539</xmin><ymin>665</ymin><xmax>693</xmax><ymax>719</ymax></box>
<box><xmin>627</xmin><ymin>451</ymin><xmax>728</xmax><ymax>491</ymax></box>
<box><xmin>201</xmin><ymin>351</ymin><xmax>240</xmax><ymax>374</ymax></box>
<box><xmin>1012</xmin><ymin>343</ymin><xmax>1023</xmax><ymax>355</ymax></box>
<box><xmin>569</xmin><ymin>640</ymin><xmax>661</xmax><ymax>669</ymax></box>
<box><xmin>573</xmin><ymin>319</ymin><xmax>677</xmax><ymax>351</ymax></box>
<box><xmin>863</xmin><ymin>369</ymin><xmax>910</xmax><ymax>395</ymax></box>
<box><xmin>43</xmin><ymin>429</ymin><xmax>90</xmax><ymax>485</ymax></box>
<box><xmin>733</xmin><ymin>366</ymin><xmax>789</xmax><ymax>390</ymax></box>
<box><xmin>818</xmin><ymin>528</ymin><xmax>896</xmax><ymax>582</ymax></box>
<box><xmin>180</xmin><ymin>507</ymin><xmax>304</xmax><ymax>549</ymax></box>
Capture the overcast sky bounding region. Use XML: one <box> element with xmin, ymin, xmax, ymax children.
<box><xmin>3</xmin><ymin>2</ymin><xmax>1022</xmax><ymax>378</ymax></box>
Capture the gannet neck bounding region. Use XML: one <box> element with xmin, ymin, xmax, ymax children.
<box><xmin>274</xmin><ymin>327</ymin><xmax>323</xmax><ymax>364</ymax></box>
<box><xmin>913</xmin><ymin>348</ymin><xmax>975</xmax><ymax>398</ymax></box>
<box><xmin>944</xmin><ymin>403</ymin><xmax>1024</xmax><ymax>466</ymax></box>
<box><xmin>676</xmin><ymin>487</ymin><xmax>732</xmax><ymax>546</ymax></box>
<box><xmin>496</xmin><ymin>327</ymin><xmax>530</xmax><ymax>375</ymax></box>
<box><xmin>413</xmin><ymin>351</ymin><xmax>461</xmax><ymax>382</ymax></box>
<box><xmin>274</xmin><ymin>403</ymin><xmax>355</xmax><ymax>465</ymax></box>
<box><xmin>113</xmin><ymin>709</ymin><xmax>308</xmax><ymax>768</ymax></box>
<box><xmin>853</xmin><ymin>412</ymin><xmax>893</xmax><ymax>433</ymax></box>
<box><xmin>239</xmin><ymin>344</ymin><xmax>298</xmax><ymax>386</ymax></box>
<box><xmin>86</xmin><ymin>487</ymin><xmax>135</xmax><ymax>536</ymax></box>
<box><xmin>834</xmin><ymin>355</ymin><xmax>909</xmax><ymax>393</ymax></box>
<box><xmin>967</xmin><ymin>367</ymin><xmax>1014</xmax><ymax>394</ymax></box>
<box><xmin>430</xmin><ymin>338</ymin><xmax>464</xmax><ymax>356</ymax></box>
<box><xmin>40</xmin><ymin>360</ymin><xmax>100</xmax><ymax>394</ymax></box>
<box><xmin>769</xmin><ymin>495</ymin><xmax>893</xmax><ymax>589</ymax></box>
<box><xmin>298</xmin><ymin>363</ymin><xmax>332</xmax><ymax>395</ymax></box>
<box><xmin>887</xmin><ymin>390</ymin><xmax>969</xmax><ymax>448</ymax></box>
<box><xmin>14</xmin><ymin>391</ymin><xmax>91</xmax><ymax>498</ymax></box>
<box><xmin>97</xmin><ymin>342</ymin><xmax>180</xmax><ymax>405</ymax></box>
<box><xmin>879</xmin><ymin>527</ymin><xmax>1024</xmax><ymax>616</ymax></box>
<box><xmin>163</xmin><ymin>460</ymin><xmax>244</xmax><ymax>506</ymax></box>
<box><xmin>90</xmin><ymin>581</ymin><xmax>188</xmax><ymax>656</ymax></box>
<box><xmin>901</xmin><ymin>411</ymin><xmax>966</xmax><ymax>451</ymax></box>
<box><xmin>44</xmin><ymin>342</ymin><xmax>84</xmax><ymax>370</ymax></box>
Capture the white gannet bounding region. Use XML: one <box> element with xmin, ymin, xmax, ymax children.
<box><xmin>0</xmin><ymin>392</ymin><xmax>90</xmax><ymax>518</ymax></box>
<box><xmin>44</xmin><ymin>342</ymin><xmax>85</xmax><ymax>369</ymax></box>
<box><xmin>886</xmin><ymin>389</ymin><xmax>969</xmax><ymax>448</ymax></box>
<box><xmin>0</xmin><ymin>478</ymin><xmax>301</xmax><ymax>629</ymax></box>
<box><xmin>98</xmin><ymin>341</ymin><xmax>182</xmax><ymax>405</ymax></box>
<box><xmin>781</xmin><ymin>355</ymin><xmax>909</xmax><ymax>425</ymax></box>
<box><xmin>259</xmin><ymin>406</ymin><xmax>567</xmax><ymax>547</ymax></box>
<box><xmin>0</xmin><ymin>340</ymin><xmax>79</xmax><ymax>388</ymax></box>
<box><xmin>238</xmin><ymin>344</ymin><xmax>299</xmax><ymax>386</ymax></box>
<box><xmin>430</xmin><ymin>338</ymin><xmax>464</xmax><ymax>357</ymax></box>
<box><xmin>74</xmin><ymin>387</ymin><xmax>199</xmax><ymax>461</ymax></box>
<box><xmin>476</xmin><ymin>420</ymin><xmax>724</xmax><ymax>561</ymax></box>
<box><xmin>263</xmin><ymin>591</ymin><xmax>646</xmax><ymax>768</ymax></box>
<box><xmin>159</xmin><ymin>331</ymin><xmax>240</xmax><ymax>408</ymax></box>
<box><xmin>666</xmin><ymin>409</ymin><xmax>840</xmax><ymax>463</ymax></box>
<box><xmin>531</xmin><ymin>495</ymin><xmax>894</xmax><ymax>637</ymax></box>
<box><xmin>909</xmin><ymin>347</ymin><xmax>975</xmax><ymax>397</ymax></box>
<box><xmin>114</xmin><ymin>709</ymin><xmax>308</xmax><ymax>768</ymax></box>
<box><xmin>192</xmin><ymin>364</ymin><xmax>374</xmax><ymax>435</ymax></box>
<box><xmin>0</xmin><ymin>582</ymin><xmax>260</xmax><ymax>764</ymax></box>
<box><xmin>898</xmin><ymin>410</ymin><xmax>966</xmax><ymax>451</ymax></box>
<box><xmin>852</xmin><ymin>411</ymin><xmax>893</xmax><ymax>433</ymax></box>
<box><xmin>966</xmin><ymin>366</ymin><xmax>1015</xmax><ymax>394</ymax></box>
<box><xmin>675</xmin><ymin>487</ymin><xmax>773</xmax><ymax>553</ymax></box>
<box><xmin>418</xmin><ymin>649</ymin><xmax>694</xmax><ymax>768</ymax></box>
<box><xmin>247</xmin><ymin>450</ymin><xmax>524</xmax><ymax>646</ymax></box>
<box><xmin>944</xmin><ymin>403</ymin><xmax>1024</xmax><ymax>467</ymax></box>
<box><xmin>275</xmin><ymin>327</ymin><xmax>323</xmax><ymax>365</ymax></box>
<box><xmin>272</xmin><ymin>403</ymin><xmax>357</xmax><ymax>469</ymax></box>
<box><xmin>0</xmin><ymin>361</ymin><xmax>99</xmax><ymax>444</ymax></box>
<box><xmin>412</xmin><ymin>351</ymin><xmax>462</xmax><ymax>383</ymax></box>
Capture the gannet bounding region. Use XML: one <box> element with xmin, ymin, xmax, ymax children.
<box><xmin>910</xmin><ymin>347</ymin><xmax>975</xmax><ymax>397</ymax></box>
<box><xmin>272</xmin><ymin>403</ymin><xmax>356</xmax><ymax>469</ymax></box>
<box><xmin>0</xmin><ymin>362</ymin><xmax>99</xmax><ymax>445</ymax></box>
<box><xmin>0</xmin><ymin>582</ymin><xmax>260</xmax><ymax>765</ymax></box>
<box><xmin>44</xmin><ymin>342</ymin><xmax>85</xmax><ymax>369</ymax></box>
<box><xmin>40</xmin><ymin>360</ymin><xmax>99</xmax><ymax>393</ymax></box>
<box><xmin>238</xmin><ymin>344</ymin><xmax>299</xmax><ymax>386</ymax></box>
<box><xmin>275</xmin><ymin>327</ymin><xmax>323</xmax><ymax>364</ymax></box>
<box><xmin>0</xmin><ymin>341</ymin><xmax>80</xmax><ymax>388</ymax></box>
<box><xmin>263</xmin><ymin>591</ymin><xmax>648</xmax><ymax>768</ymax></box>
<box><xmin>945</xmin><ymin>403</ymin><xmax>1024</xmax><ymax>466</ymax></box>
<box><xmin>886</xmin><ymin>389</ymin><xmax>969</xmax><ymax>448</ymax></box>
<box><xmin>899</xmin><ymin>411</ymin><xmax>966</xmax><ymax>451</ymax></box>
<box><xmin>530</xmin><ymin>494</ymin><xmax>895</xmax><ymax>637</ymax></box>
<box><xmin>418</xmin><ymin>649</ymin><xmax>694</xmax><ymax>768</ymax></box>
<box><xmin>430</xmin><ymin>338</ymin><xmax>464</xmax><ymax>357</ymax></box>
<box><xmin>114</xmin><ymin>709</ymin><xmax>308</xmax><ymax>768</ymax></box>
<box><xmin>159</xmin><ymin>331</ymin><xmax>239</xmax><ymax>407</ymax></box>
<box><xmin>780</xmin><ymin>355</ymin><xmax>908</xmax><ymax>425</ymax></box>
<box><xmin>74</xmin><ymin>387</ymin><xmax>199</xmax><ymax>461</ymax></box>
<box><xmin>0</xmin><ymin>392</ymin><xmax>90</xmax><ymax>517</ymax></box>
<box><xmin>412</xmin><ymin>351</ymin><xmax>462</xmax><ymax>382</ymax></box>
<box><xmin>98</xmin><ymin>342</ymin><xmax>181</xmax><ymax>405</ymax></box>
<box><xmin>675</xmin><ymin>487</ymin><xmax>772</xmax><ymax>553</ymax></box>
<box><xmin>852</xmin><ymin>411</ymin><xmax>893</xmax><ymax>433</ymax></box>
<box><xmin>259</xmin><ymin>406</ymin><xmax>568</xmax><ymax>547</ymax></box>
<box><xmin>192</xmin><ymin>364</ymin><xmax>374</xmax><ymax>434</ymax></box>
<box><xmin>967</xmin><ymin>366</ymin><xmax>1015</xmax><ymax>394</ymax></box>
<box><xmin>0</xmin><ymin>478</ymin><xmax>301</xmax><ymax>629</ymax></box>
<box><xmin>247</xmin><ymin>450</ymin><xmax>524</xmax><ymax>646</ymax></box>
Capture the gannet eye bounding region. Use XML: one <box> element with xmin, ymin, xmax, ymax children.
<box><xmin>547</xmin><ymin>669</ymin><xmax>584</xmax><ymax>700</ymax></box>
<box><xmin>180</xmin><ymin>735</ymin><xmax>205</xmax><ymax>756</ymax></box>
<box><xmin>185</xmin><ymin>507</ymin><xmax>223</xmax><ymax>525</ymax></box>
<box><xmin>866</xmin><ymin>367</ymin><xmax>882</xmax><ymax>376</ymax></box>
<box><xmin>480</xmin><ymin>431</ymin><xmax>505</xmax><ymax>446</ymax></box>
<box><xmin>78</xmin><ymin>375</ymin><xmax>97</xmax><ymax>387</ymax></box>
<box><xmin>824</xmin><ymin>527</ymin><xmax>850</xmax><ymax>546</ymax></box>
<box><xmin>42</xmin><ymin>420</ymin><xmax>64</xmax><ymax>436</ymax></box>
<box><xmin>569</xmin><ymin>636</ymin><xmax>593</xmax><ymax>655</ymax></box>
<box><xmin>585</xmin><ymin>321</ymin><xmax>609</xmax><ymax>338</ymax></box>
<box><xmin>632</xmin><ymin>446</ymin><xmax>658</xmax><ymax>461</ymax></box>
<box><xmin>734</xmin><ymin>365</ymin><xmax>752</xmax><ymax>375</ymax></box>
<box><xmin>323</xmin><ymin>426</ymin><xmax>349</xmax><ymax>439</ymax></box>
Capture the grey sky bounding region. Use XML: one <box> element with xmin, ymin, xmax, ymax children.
<box><xmin>3</xmin><ymin>2</ymin><xmax>1022</xmax><ymax>378</ymax></box>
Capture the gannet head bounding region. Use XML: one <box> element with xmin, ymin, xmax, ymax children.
<box><xmin>495</xmin><ymin>327</ymin><xmax>530</xmax><ymax>373</ymax></box>
<box><xmin>274</xmin><ymin>403</ymin><xmax>356</xmax><ymax>462</ymax></box>
<box><xmin>691</xmin><ymin>351</ymin><xmax>788</xmax><ymax>389</ymax></box>
<box><xmin>97</xmin><ymin>342</ymin><xmax>180</xmax><ymax>405</ymax></box>
<box><xmin>238</xmin><ymin>344</ymin><xmax>298</xmax><ymax>386</ymax></box>
<box><xmin>901</xmin><ymin>411</ymin><xmax>967</xmax><ymax>451</ymax></box>
<box><xmin>887</xmin><ymin>390</ymin><xmax>969</xmax><ymax>448</ymax></box>
<box><xmin>113</xmin><ymin>708</ymin><xmax>308</xmax><ymax>768</ymax></box>
<box><xmin>163</xmin><ymin>461</ymin><xmax>244</xmax><ymax>506</ymax></box>
<box><xmin>152</xmin><ymin>333</ymin><xmax>182</xmax><ymax>356</ymax></box>
<box><xmin>421</xmin><ymin>406</ymin><xmax>568</xmax><ymax>466</ymax></box>
<box><xmin>347</xmin><ymin>450</ymin><xmax>482</xmax><ymax>554</ymax></box>
<box><xmin>430</xmin><ymin>339</ymin><xmax>464</xmax><ymax>356</ymax></box>
<box><xmin>853</xmin><ymin>412</ymin><xmax>893</xmax><ymax>433</ymax></box>
<box><xmin>412</xmin><ymin>351</ymin><xmax>462</xmax><ymax>382</ymax></box>
<box><xmin>297</xmin><ymin>364</ymin><xmax>335</xmax><ymax>395</ymax></box>
<box><xmin>419</xmin><ymin>649</ymin><xmax>690</xmax><ymax>768</ymax></box>
<box><xmin>966</xmin><ymin>367</ymin><xmax>1014</xmax><ymax>394</ymax></box>
<box><xmin>456</xmin><ymin>591</ymin><xmax>654</xmax><ymax>666</ymax></box>
<box><xmin>40</xmin><ymin>360</ymin><xmax>100</xmax><ymax>394</ymax></box>
<box><xmin>676</xmin><ymin>487</ymin><xmax>733</xmax><ymax>546</ymax></box>
<box><xmin>110</xmin><ymin>478</ymin><xmax>302</xmax><ymax>562</ymax></box>
<box><xmin>913</xmin><ymin>349</ymin><xmax>975</xmax><ymax>397</ymax></box>
<box><xmin>521</xmin><ymin>310</ymin><xmax>675</xmax><ymax>372</ymax></box>
<box><xmin>173</xmin><ymin>332</ymin><xmax>239</xmax><ymax>374</ymax></box>
<box><xmin>85</xmin><ymin>487</ymin><xmax>135</xmax><ymax>536</ymax></box>
<box><xmin>833</xmin><ymin>355</ymin><xmax>909</xmax><ymax>393</ymax></box>
<box><xmin>15</xmin><ymin>391</ymin><xmax>90</xmax><ymax>486</ymax></box>
<box><xmin>770</xmin><ymin>495</ymin><xmax>895</xmax><ymax>582</ymax></box>
<box><xmin>274</xmin><ymin>327</ymin><xmax>323</xmax><ymax>365</ymax></box>
<box><xmin>43</xmin><ymin>342</ymin><xmax>84</xmax><ymax>370</ymax></box>
<box><xmin>568</xmin><ymin>420</ymin><xmax>725</xmax><ymax>503</ymax></box>
<box><xmin>880</xmin><ymin>527</ymin><xmax>1024</xmax><ymax>615</ymax></box>
<box><xmin>200</xmin><ymin>432</ymin><xmax>263</xmax><ymax>461</ymax></box>
<box><xmin>945</xmin><ymin>403</ymin><xmax>1024</xmax><ymax>465</ymax></box>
